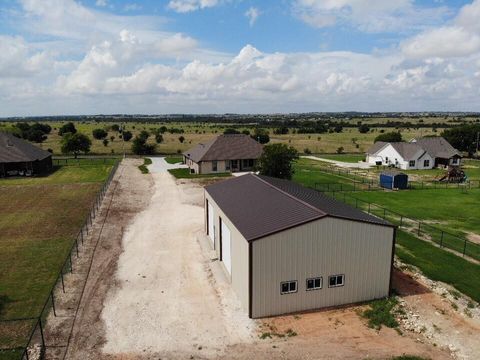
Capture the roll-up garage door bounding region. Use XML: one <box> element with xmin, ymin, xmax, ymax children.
<box><xmin>221</xmin><ymin>220</ymin><xmax>231</xmax><ymax>275</ymax></box>
<box><xmin>208</xmin><ymin>202</ymin><xmax>215</xmax><ymax>246</ymax></box>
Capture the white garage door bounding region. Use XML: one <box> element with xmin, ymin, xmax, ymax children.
<box><xmin>221</xmin><ymin>220</ymin><xmax>232</xmax><ymax>275</ymax></box>
<box><xmin>208</xmin><ymin>202</ymin><xmax>215</xmax><ymax>246</ymax></box>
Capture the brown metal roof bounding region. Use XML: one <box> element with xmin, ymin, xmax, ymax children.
<box><xmin>413</xmin><ymin>137</ymin><xmax>461</xmax><ymax>159</ymax></box>
<box><xmin>0</xmin><ymin>132</ymin><xmax>52</xmax><ymax>163</ymax></box>
<box><xmin>183</xmin><ymin>134</ymin><xmax>263</xmax><ymax>163</ymax></box>
<box><xmin>205</xmin><ymin>174</ymin><xmax>392</xmax><ymax>242</ymax></box>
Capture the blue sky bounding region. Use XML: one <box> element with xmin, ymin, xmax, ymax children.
<box><xmin>0</xmin><ymin>0</ymin><xmax>480</xmax><ymax>115</ymax></box>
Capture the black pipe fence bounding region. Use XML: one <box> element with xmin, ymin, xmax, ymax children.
<box><xmin>325</xmin><ymin>191</ymin><xmax>480</xmax><ymax>262</ymax></box>
<box><xmin>0</xmin><ymin>159</ymin><xmax>120</xmax><ymax>360</ymax></box>
<box><xmin>52</xmin><ymin>157</ymin><xmax>119</xmax><ymax>166</ymax></box>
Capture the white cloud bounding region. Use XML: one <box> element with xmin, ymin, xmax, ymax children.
<box><xmin>292</xmin><ymin>0</ymin><xmax>450</xmax><ymax>33</ymax></box>
<box><xmin>402</xmin><ymin>0</ymin><xmax>480</xmax><ymax>59</ymax></box>
<box><xmin>245</xmin><ymin>7</ymin><xmax>260</xmax><ymax>27</ymax></box>
<box><xmin>95</xmin><ymin>0</ymin><xmax>108</xmax><ymax>7</ymax></box>
<box><xmin>167</xmin><ymin>0</ymin><xmax>220</xmax><ymax>13</ymax></box>
<box><xmin>124</xmin><ymin>3</ymin><xmax>142</xmax><ymax>12</ymax></box>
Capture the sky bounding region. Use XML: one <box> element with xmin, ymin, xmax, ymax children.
<box><xmin>0</xmin><ymin>0</ymin><xmax>480</xmax><ymax>116</ymax></box>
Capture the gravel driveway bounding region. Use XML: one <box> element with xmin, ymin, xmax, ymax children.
<box><xmin>101</xmin><ymin>168</ymin><xmax>254</xmax><ymax>358</ymax></box>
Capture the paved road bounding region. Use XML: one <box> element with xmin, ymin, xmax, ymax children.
<box><xmin>148</xmin><ymin>156</ymin><xmax>187</xmax><ymax>173</ymax></box>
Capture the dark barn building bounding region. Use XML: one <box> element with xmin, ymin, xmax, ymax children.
<box><xmin>0</xmin><ymin>132</ymin><xmax>53</xmax><ymax>177</ymax></box>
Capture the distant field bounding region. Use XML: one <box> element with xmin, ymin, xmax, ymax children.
<box><xmin>0</xmin><ymin>120</ymin><xmax>441</xmax><ymax>156</ymax></box>
<box><xmin>0</xmin><ymin>162</ymin><xmax>112</xmax><ymax>355</ymax></box>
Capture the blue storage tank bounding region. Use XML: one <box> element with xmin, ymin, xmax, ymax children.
<box><xmin>380</xmin><ymin>171</ymin><xmax>408</xmax><ymax>190</ymax></box>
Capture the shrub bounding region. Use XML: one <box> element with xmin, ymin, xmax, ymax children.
<box><xmin>58</xmin><ymin>122</ymin><xmax>77</xmax><ymax>136</ymax></box>
<box><xmin>92</xmin><ymin>128</ymin><xmax>108</xmax><ymax>140</ymax></box>
<box><xmin>304</xmin><ymin>148</ymin><xmax>312</xmax><ymax>155</ymax></box>
<box><xmin>122</xmin><ymin>131</ymin><xmax>133</xmax><ymax>142</ymax></box>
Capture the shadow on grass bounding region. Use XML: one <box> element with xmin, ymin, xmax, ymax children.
<box><xmin>0</xmin><ymin>295</ymin><xmax>14</xmax><ymax>319</ymax></box>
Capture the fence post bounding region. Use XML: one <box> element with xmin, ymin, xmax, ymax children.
<box><xmin>383</xmin><ymin>208</ymin><xmax>386</xmax><ymax>220</ymax></box>
<box><xmin>70</xmin><ymin>253</ymin><xmax>73</xmax><ymax>273</ymax></box>
<box><xmin>39</xmin><ymin>318</ymin><xmax>46</xmax><ymax>352</ymax></box>
<box><xmin>75</xmin><ymin>239</ymin><xmax>79</xmax><ymax>257</ymax></box>
<box><xmin>51</xmin><ymin>291</ymin><xmax>57</xmax><ymax>317</ymax></box>
<box><xmin>418</xmin><ymin>222</ymin><xmax>421</xmax><ymax>235</ymax></box>
<box><xmin>400</xmin><ymin>216</ymin><xmax>403</xmax><ymax>227</ymax></box>
<box><xmin>463</xmin><ymin>239</ymin><xmax>467</xmax><ymax>256</ymax></box>
<box><xmin>368</xmin><ymin>203</ymin><xmax>371</xmax><ymax>214</ymax></box>
<box><xmin>61</xmin><ymin>271</ymin><xmax>65</xmax><ymax>293</ymax></box>
<box><xmin>440</xmin><ymin>231</ymin><xmax>444</xmax><ymax>247</ymax></box>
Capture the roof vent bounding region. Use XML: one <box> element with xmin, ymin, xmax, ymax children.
<box><xmin>7</xmin><ymin>139</ymin><xmax>13</xmax><ymax>147</ymax></box>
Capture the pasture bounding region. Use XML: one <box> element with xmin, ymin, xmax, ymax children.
<box><xmin>0</xmin><ymin>162</ymin><xmax>112</xmax><ymax>357</ymax></box>
<box><xmin>0</xmin><ymin>120</ymin><xmax>441</xmax><ymax>156</ymax></box>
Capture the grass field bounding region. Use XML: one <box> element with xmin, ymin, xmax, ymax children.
<box><xmin>315</xmin><ymin>154</ymin><xmax>366</xmax><ymax>163</ymax></box>
<box><xmin>165</xmin><ymin>156</ymin><xmax>183</xmax><ymax>164</ymax></box>
<box><xmin>0</xmin><ymin>162</ymin><xmax>112</xmax><ymax>356</ymax></box>
<box><xmin>396</xmin><ymin>231</ymin><xmax>480</xmax><ymax>303</ymax></box>
<box><xmin>352</xmin><ymin>189</ymin><xmax>480</xmax><ymax>239</ymax></box>
<box><xmin>0</xmin><ymin>121</ymin><xmax>441</xmax><ymax>156</ymax></box>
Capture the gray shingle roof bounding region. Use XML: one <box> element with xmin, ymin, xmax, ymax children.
<box><xmin>390</xmin><ymin>142</ymin><xmax>424</xmax><ymax>160</ymax></box>
<box><xmin>0</xmin><ymin>132</ymin><xmax>52</xmax><ymax>163</ymax></box>
<box><xmin>205</xmin><ymin>174</ymin><xmax>392</xmax><ymax>242</ymax></box>
<box><xmin>413</xmin><ymin>137</ymin><xmax>461</xmax><ymax>159</ymax></box>
<box><xmin>366</xmin><ymin>141</ymin><xmax>388</xmax><ymax>155</ymax></box>
<box><xmin>184</xmin><ymin>134</ymin><xmax>263</xmax><ymax>163</ymax></box>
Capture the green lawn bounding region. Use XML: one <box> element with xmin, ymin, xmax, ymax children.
<box><xmin>165</xmin><ymin>156</ymin><xmax>183</xmax><ymax>164</ymax></box>
<box><xmin>293</xmin><ymin>158</ymin><xmax>371</xmax><ymax>190</ymax></box>
<box><xmin>315</xmin><ymin>153</ymin><xmax>366</xmax><ymax>163</ymax></box>
<box><xmin>396</xmin><ymin>231</ymin><xmax>480</xmax><ymax>303</ymax></box>
<box><xmin>0</xmin><ymin>163</ymin><xmax>112</xmax><ymax>354</ymax></box>
<box><xmin>0</xmin><ymin>165</ymin><xmax>113</xmax><ymax>186</ymax></box>
<box><xmin>353</xmin><ymin>189</ymin><xmax>480</xmax><ymax>239</ymax></box>
<box><xmin>168</xmin><ymin>168</ymin><xmax>231</xmax><ymax>179</ymax></box>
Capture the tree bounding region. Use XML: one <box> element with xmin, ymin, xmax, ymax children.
<box><xmin>110</xmin><ymin>124</ymin><xmax>120</xmax><ymax>132</ymax></box>
<box><xmin>122</xmin><ymin>131</ymin><xmax>133</xmax><ymax>142</ymax></box>
<box><xmin>333</xmin><ymin>124</ymin><xmax>343</xmax><ymax>133</ymax></box>
<box><xmin>103</xmin><ymin>139</ymin><xmax>109</xmax><ymax>146</ymax></box>
<box><xmin>158</xmin><ymin>126</ymin><xmax>168</xmax><ymax>134</ymax></box>
<box><xmin>358</xmin><ymin>124</ymin><xmax>370</xmax><ymax>134</ymax></box>
<box><xmin>110</xmin><ymin>135</ymin><xmax>115</xmax><ymax>142</ymax></box>
<box><xmin>336</xmin><ymin>146</ymin><xmax>344</xmax><ymax>154</ymax></box>
<box><xmin>139</xmin><ymin>130</ymin><xmax>150</xmax><ymax>141</ymax></box>
<box><xmin>131</xmin><ymin>135</ymin><xmax>156</xmax><ymax>155</ymax></box>
<box><xmin>273</xmin><ymin>127</ymin><xmax>289</xmax><ymax>135</ymax></box>
<box><xmin>374</xmin><ymin>132</ymin><xmax>403</xmax><ymax>143</ymax></box>
<box><xmin>155</xmin><ymin>133</ymin><xmax>164</xmax><ymax>143</ymax></box>
<box><xmin>241</xmin><ymin>130</ymin><xmax>251</xmax><ymax>136</ymax></box>
<box><xmin>224</xmin><ymin>128</ymin><xmax>240</xmax><ymax>134</ymax></box>
<box><xmin>252</xmin><ymin>128</ymin><xmax>270</xmax><ymax>144</ymax></box>
<box><xmin>58</xmin><ymin>122</ymin><xmax>77</xmax><ymax>136</ymax></box>
<box><xmin>92</xmin><ymin>128</ymin><xmax>108</xmax><ymax>140</ymax></box>
<box><xmin>61</xmin><ymin>133</ymin><xmax>91</xmax><ymax>158</ymax></box>
<box><xmin>257</xmin><ymin>143</ymin><xmax>299</xmax><ymax>180</ymax></box>
<box><xmin>442</xmin><ymin>125</ymin><xmax>480</xmax><ymax>157</ymax></box>
<box><xmin>178</xmin><ymin>135</ymin><xmax>185</xmax><ymax>143</ymax></box>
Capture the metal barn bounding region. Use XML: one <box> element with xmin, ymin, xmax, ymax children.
<box><xmin>205</xmin><ymin>174</ymin><xmax>396</xmax><ymax>318</ymax></box>
<box><xmin>380</xmin><ymin>171</ymin><xmax>409</xmax><ymax>190</ymax></box>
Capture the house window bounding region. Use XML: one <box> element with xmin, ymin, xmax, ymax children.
<box><xmin>280</xmin><ymin>281</ymin><xmax>297</xmax><ymax>295</ymax></box>
<box><xmin>328</xmin><ymin>274</ymin><xmax>344</xmax><ymax>288</ymax></box>
<box><xmin>452</xmin><ymin>158</ymin><xmax>459</xmax><ymax>165</ymax></box>
<box><xmin>423</xmin><ymin>159</ymin><xmax>430</xmax><ymax>167</ymax></box>
<box><xmin>385</xmin><ymin>157</ymin><xmax>389</xmax><ymax>163</ymax></box>
<box><xmin>212</xmin><ymin>161</ymin><xmax>218</xmax><ymax>172</ymax></box>
<box><xmin>409</xmin><ymin>160</ymin><xmax>416</xmax><ymax>167</ymax></box>
<box><xmin>248</xmin><ymin>159</ymin><xmax>254</xmax><ymax>167</ymax></box>
<box><xmin>225</xmin><ymin>161</ymin><xmax>230</xmax><ymax>171</ymax></box>
<box><xmin>243</xmin><ymin>159</ymin><xmax>249</xmax><ymax>168</ymax></box>
<box><xmin>306</xmin><ymin>277</ymin><xmax>322</xmax><ymax>291</ymax></box>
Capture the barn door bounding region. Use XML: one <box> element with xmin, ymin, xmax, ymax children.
<box><xmin>207</xmin><ymin>202</ymin><xmax>215</xmax><ymax>246</ymax></box>
<box><xmin>221</xmin><ymin>219</ymin><xmax>232</xmax><ymax>275</ymax></box>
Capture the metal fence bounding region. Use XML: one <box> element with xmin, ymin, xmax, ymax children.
<box><xmin>52</xmin><ymin>157</ymin><xmax>119</xmax><ymax>166</ymax></box>
<box><xmin>326</xmin><ymin>191</ymin><xmax>480</xmax><ymax>262</ymax></box>
<box><xmin>0</xmin><ymin>159</ymin><xmax>120</xmax><ymax>360</ymax></box>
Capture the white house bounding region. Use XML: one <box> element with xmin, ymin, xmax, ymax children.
<box><xmin>366</xmin><ymin>137</ymin><xmax>461</xmax><ymax>170</ymax></box>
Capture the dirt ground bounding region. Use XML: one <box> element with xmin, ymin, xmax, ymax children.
<box><xmin>60</xmin><ymin>158</ymin><xmax>479</xmax><ymax>360</ymax></box>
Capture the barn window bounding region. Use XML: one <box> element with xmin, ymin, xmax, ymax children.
<box><xmin>409</xmin><ymin>160</ymin><xmax>415</xmax><ymax>167</ymax></box>
<box><xmin>423</xmin><ymin>159</ymin><xmax>430</xmax><ymax>167</ymax></box>
<box><xmin>280</xmin><ymin>281</ymin><xmax>297</xmax><ymax>295</ymax></box>
<box><xmin>328</xmin><ymin>275</ymin><xmax>344</xmax><ymax>288</ymax></box>
<box><xmin>306</xmin><ymin>277</ymin><xmax>322</xmax><ymax>291</ymax></box>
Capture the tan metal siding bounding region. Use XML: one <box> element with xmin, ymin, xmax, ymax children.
<box><xmin>204</xmin><ymin>191</ymin><xmax>250</xmax><ymax>312</ymax></box>
<box><xmin>251</xmin><ymin>217</ymin><xmax>394</xmax><ymax>318</ymax></box>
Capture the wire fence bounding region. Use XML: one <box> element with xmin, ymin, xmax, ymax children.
<box><xmin>0</xmin><ymin>159</ymin><xmax>120</xmax><ymax>360</ymax></box>
<box><xmin>52</xmin><ymin>157</ymin><xmax>119</xmax><ymax>166</ymax></box>
<box><xmin>325</xmin><ymin>191</ymin><xmax>480</xmax><ymax>262</ymax></box>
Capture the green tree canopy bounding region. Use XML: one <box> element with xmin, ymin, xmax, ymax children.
<box><xmin>122</xmin><ymin>131</ymin><xmax>133</xmax><ymax>142</ymax></box>
<box><xmin>257</xmin><ymin>143</ymin><xmax>299</xmax><ymax>180</ymax></box>
<box><xmin>92</xmin><ymin>128</ymin><xmax>108</xmax><ymax>140</ymax></box>
<box><xmin>58</xmin><ymin>122</ymin><xmax>77</xmax><ymax>136</ymax></box>
<box><xmin>374</xmin><ymin>132</ymin><xmax>403</xmax><ymax>143</ymax></box>
<box><xmin>61</xmin><ymin>133</ymin><xmax>91</xmax><ymax>158</ymax></box>
<box><xmin>252</xmin><ymin>128</ymin><xmax>270</xmax><ymax>144</ymax></box>
<box><xmin>442</xmin><ymin>125</ymin><xmax>480</xmax><ymax>157</ymax></box>
<box><xmin>131</xmin><ymin>135</ymin><xmax>156</xmax><ymax>155</ymax></box>
<box><xmin>224</xmin><ymin>128</ymin><xmax>240</xmax><ymax>134</ymax></box>
<box><xmin>358</xmin><ymin>124</ymin><xmax>370</xmax><ymax>134</ymax></box>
